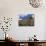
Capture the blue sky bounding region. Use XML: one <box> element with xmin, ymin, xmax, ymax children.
<box><xmin>19</xmin><ymin>14</ymin><xmax>33</xmax><ymax>20</ymax></box>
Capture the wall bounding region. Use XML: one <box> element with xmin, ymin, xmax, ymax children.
<box><xmin>0</xmin><ymin>0</ymin><xmax>46</xmax><ymax>40</ymax></box>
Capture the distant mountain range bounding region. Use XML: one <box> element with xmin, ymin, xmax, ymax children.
<box><xmin>19</xmin><ymin>14</ymin><xmax>33</xmax><ymax>20</ymax></box>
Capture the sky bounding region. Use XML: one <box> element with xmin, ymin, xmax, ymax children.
<box><xmin>19</xmin><ymin>14</ymin><xmax>33</xmax><ymax>20</ymax></box>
